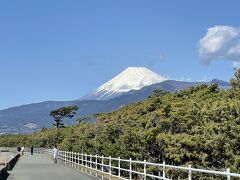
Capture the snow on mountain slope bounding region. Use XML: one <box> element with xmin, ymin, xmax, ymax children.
<box><xmin>81</xmin><ymin>67</ymin><xmax>167</xmax><ymax>100</ymax></box>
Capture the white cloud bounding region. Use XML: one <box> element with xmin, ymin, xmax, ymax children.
<box><xmin>24</xmin><ymin>123</ymin><xmax>37</xmax><ymax>129</ymax></box>
<box><xmin>179</xmin><ymin>77</ymin><xmax>191</xmax><ymax>82</ymax></box>
<box><xmin>233</xmin><ymin>61</ymin><xmax>240</xmax><ymax>68</ymax></box>
<box><xmin>198</xmin><ymin>75</ymin><xmax>212</xmax><ymax>82</ymax></box>
<box><xmin>198</xmin><ymin>25</ymin><xmax>240</xmax><ymax>66</ymax></box>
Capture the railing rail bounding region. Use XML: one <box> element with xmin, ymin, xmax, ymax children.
<box><xmin>35</xmin><ymin>148</ymin><xmax>240</xmax><ymax>180</ymax></box>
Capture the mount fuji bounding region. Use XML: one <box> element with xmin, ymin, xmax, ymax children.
<box><xmin>81</xmin><ymin>67</ymin><xmax>167</xmax><ymax>100</ymax></box>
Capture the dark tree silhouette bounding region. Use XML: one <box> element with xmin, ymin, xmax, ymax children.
<box><xmin>50</xmin><ymin>106</ymin><xmax>79</xmax><ymax>130</ymax></box>
<box><xmin>230</xmin><ymin>68</ymin><xmax>240</xmax><ymax>89</ymax></box>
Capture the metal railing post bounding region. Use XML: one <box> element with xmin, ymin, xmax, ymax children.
<box><xmin>71</xmin><ymin>152</ymin><xmax>73</xmax><ymax>164</ymax></box>
<box><xmin>71</xmin><ymin>152</ymin><xmax>73</xmax><ymax>166</ymax></box>
<box><xmin>188</xmin><ymin>165</ymin><xmax>192</xmax><ymax>180</ymax></box>
<box><xmin>96</xmin><ymin>155</ymin><xmax>98</xmax><ymax>170</ymax></box>
<box><xmin>101</xmin><ymin>155</ymin><xmax>104</xmax><ymax>172</ymax></box>
<box><xmin>74</xmin><ymin>152</ymin><xmax>76</xmax><ymax>164</ymax></box>
<box><xmin>90</xmin><ymin>154</ymin><xmax>92</xmax><ymax>168</ymax></box>
<box><xmin>65</xmin><ymin>151</ymin><xmax>67</xmax><ymax>164</ymax></box>
<box><xmin>84</xmin><ymin>153</ymin><xmax>86</xmax><ymax>166</ymax></box>
<box><xmin>68</xmin><ymin>151</ymin><xmax>69</xmax><ymax>164</ymax></box>
<box><xmin>129</xmin><ymin>158</ymin><xmax>132</xmax><ymax>180</ymax></box>
<box><xmin>163</xmin><ymin>161</ymin><xmax>166</xmax><ymax>179</ymax></box>
<box><xmin>74</xmin><ymin>152</ymin><xmax>77</xmax><ymax>165</ymax></box>
<box><xmin>73</xmin><ymin>152</ymin><xmax>75</xmax><ymax>164</ymax></box>
<box><xmin>226</xmin><ymin>168</ymin><xmax>231</xmax><ymax>180</ymax></box>
<box><xmin>144</xmin><ymin>160</ymin><xmax>146</xmax><ymax>180</ymax></box>
<box><xmin>109</xmin><ymin>156</ymin><xmax>111</xmax><ymax>175</ymax></box>
<box><xmin>69</xmin><ymin>152</ymin><xmax>70</xmax><ymax>165</ymax></box>
<box><xmin>81</xmin><ymin>153</ymin><xmax>83</xmax><ymax>165</ymax></box>
<box><xmin>64</xmin><ymin>151</ymin><xmax>66</xmax><ymax>163</ymax></box>
<box><xmin>69</xmin><ymin>152</ymin><xmax>71</xmax><ymax>165</ymax></box>
<box><xmin>118</xmin><ymin>157</ymin><xmax>121</xmax><ymax>178</ymax></box>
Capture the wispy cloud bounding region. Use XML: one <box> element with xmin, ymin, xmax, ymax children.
<box><xmin>145</xmin><ymin>53</ymin><xmax>165</xmax><ymax>69</ymax></box>
<box><xmin>198</xmin><ymin>25</ymin><xmax>240</xmax><ymax>67</ymax></box>
<box><xmin>198</xmin><ymin>75</ymin><xmax>212</xmax><ymax>82</ymax></box>
<box><xmin>233</xmin><ymin>61</ymin><xmax>240</xmax><ymax>68</ymax></box>
<box><xmin>179</xmin><ymin>77</ymin><xmax>191</xmax><ymax>82</ymax></box>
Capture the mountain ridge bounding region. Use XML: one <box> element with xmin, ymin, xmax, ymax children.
<box><xmin>0</xmin><ymin>79</ymin><xmax>229</xmax><ymax>134</ymax></box>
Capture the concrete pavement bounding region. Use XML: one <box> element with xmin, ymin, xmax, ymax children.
<box><xmin>8</xmin><ymin>153</ymin><xmax>98</xmax><ymax>180</ymax></box>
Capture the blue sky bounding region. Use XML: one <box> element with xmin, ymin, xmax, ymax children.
<box><xmin>0</xmin><ymin>0</ymin><xmax>239</xmax><ymax>109</ymax></box>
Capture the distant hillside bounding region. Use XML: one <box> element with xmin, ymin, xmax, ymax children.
<box><xmin>0</xmin><ymin>79</ymin><xmax>229</xmax><ymax>134</ymax></box>
<box><xmin>112</xmin><ymin>79</ymin><xmax>229</xmax><ymax>102</ymax></box>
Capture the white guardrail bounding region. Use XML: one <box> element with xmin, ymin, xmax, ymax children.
<box><xmin>34</xmin><ymin>148</ymin><xmax>240</xmax><ymax>180</ymax></box>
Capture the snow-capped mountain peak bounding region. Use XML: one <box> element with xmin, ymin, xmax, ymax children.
<box><xmin>81</xmin><ymin>67</ymin><xmax>167</xmax><ymax>100</ymax></box>
<box><xmin>97</xmin><ymin>67</ymin><xmax>166</xmax><ymax>92</ymax></box>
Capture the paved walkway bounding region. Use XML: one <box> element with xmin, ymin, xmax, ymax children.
<box><xmin>8</xmin><ymin>153</ymin><xmax>98</xmax><ymax>180</ymax></box>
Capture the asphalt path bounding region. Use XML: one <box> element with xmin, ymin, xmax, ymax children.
<box><xmin>7</xmin><ymin>153</ymin><xmax>98</xmax><ymax>180</ymax></box>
